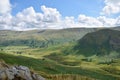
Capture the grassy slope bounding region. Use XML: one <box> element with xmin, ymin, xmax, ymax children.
<box><xmin>0</xmin><ymin>27</ymin><xmax>120</xmax><ymax>80</ymax></box>
<box><xmin>0</xmin><ymin>45</ymin><xmax>120</xmax><ymax>80</ymax></box>
<box><xmin>0</xmin><ymin>52</ymin><xmax>119</xmax><ymax>80</ymax></box>
<box><xmin>0</xmin><ymin>28</ymin><xmax>96</xmax><ymax>47</ymax></box>
<box><xmin>74</xmin><ymin>29</ymin><xmax>120</xmax><ymax>56</ymax></box>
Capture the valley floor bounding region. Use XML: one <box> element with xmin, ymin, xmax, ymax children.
<box><xmin>0</xmin><ymin>45</ymin><xmax>120</xmax><ymax>80</ymax></box>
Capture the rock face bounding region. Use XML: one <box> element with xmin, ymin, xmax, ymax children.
<box><xmin>0</xmin><ymin>62</ymin><xmax>45</xmax><ymax>80</ymax></box>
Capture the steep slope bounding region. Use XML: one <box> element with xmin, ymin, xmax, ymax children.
<box><xmin>74</xmin><ymin>29</ymin><xmax>120</xmax><ymax>56</ymax></box>
<box><xmin>0</xmin><ymin>52</ymin><xmax>119</xmax><ymax>80</ymax></box>
<box><xmin>0</xmin><ymin>28</ymin><xmax>96</xmax><ymax>47</ymax></box>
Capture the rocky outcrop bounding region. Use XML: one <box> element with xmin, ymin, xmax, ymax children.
<box><xmin>0</xmin><ymin>62</ymin><xmax>45</xmax><ymax>80</ymax></box>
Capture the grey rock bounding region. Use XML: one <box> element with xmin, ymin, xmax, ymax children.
<box><xmin>0</xmin><ymin>63</ymin><xmax>45</xmax><ymax>80</ymax></box>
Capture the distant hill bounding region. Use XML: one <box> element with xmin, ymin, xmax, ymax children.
<box><xmin>0</xmin><ymin>28</ymin><xmax>96</xmax><ymax>47</ymax></box>
<box><xmin>0</xmin><ymin>27</ymin><xmax>120</xmax><ymax>48</ymax></box>
<box><xmin>74</xmin><ymin>29</ymin><xmax>120</xmax><ymax>56</ymax></box>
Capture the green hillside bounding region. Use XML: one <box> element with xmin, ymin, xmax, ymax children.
<box><xmin>0</xmin><ymin>27</ymin><xmax>120</xmax><ymax>80</ymax></box>
<box><xmin>1</xmin><ymin>50</ymin><xmax>120</xmax><ymax>80</ymax></box>
<box><xmin>74</xmin><ymin>29</ymin><xmax>120</xmax><ymax>56</ymax></box>
<box><xmin>0</xmin><ymin>28</ymin><xmax>96</xmax><ymax>47</ymax></box>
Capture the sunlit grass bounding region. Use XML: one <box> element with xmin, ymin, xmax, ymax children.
<box><xmin>1</xmin><ymin>45</ymin><xmax>120</xmax><ymax>80</ymax></box>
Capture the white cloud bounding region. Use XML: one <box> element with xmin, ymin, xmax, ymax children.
<box><xmin>98</xmin><ymin>16</ymin><xmax>117</xmax><ymax>26</ymax></box>
<box><xmin>78</xmin><ymin>15</ymin><xmax>103</xmax><ymax>27</ymax></box>
<box><xmin>62</xmin><ymin>16</ymin><xmax>76</xmax><ymax>28</ymax></box>
<box><xmin>16</xmin><ymin>7</ymin><xmax>38</xmax><ymax>23</ymax></box>
<box><xmin>10</xmin><ymin>6</ymin><xmax>62</xmax><ymax>30</ymax></box>
<box><xmin>101</xmin><ymin>0</ymin><xmax>120</xmax><ymax>15</ymax></box>
<box><xmin>77</xmin><ymin>15</ymin><xmax>119</xmax><ymax>27</ymax></box>
<box><xmin>41</xmin><ymin>5</ymin><xmax>61</xmax><ymax>22</ymax></box>
<box><xmin>0</xmin><ymin>0</ymin><xmax>11</xmax><ymax>14</ymax></box>
<box><xmin>0</xmin><ymin>14</ymin><xmax>13</xmax><ymax>29</ymax></box>
<box><xmin>0</xmin><ymin>0</ymin><xmax>12</xmax><ymax>30</ymax></box>
<box><xmin>0</xmin><ymin>2</ymin><xmax>119</xmax><ymax>30</ymax></box>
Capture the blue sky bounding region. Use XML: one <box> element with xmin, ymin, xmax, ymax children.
<box><xmin>11</xmin><ymin>0</ymin><xmax>104</xmax><ymax>18</ymax></box>
<box><xmin>0</xmin><ymin>0</ymin><xmax>119</xmax><ymax>30</ymax></box>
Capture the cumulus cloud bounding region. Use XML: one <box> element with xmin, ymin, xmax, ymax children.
<box><xmin>41</xmin><ymin>5</ymin><xmax>61</xmax><ymax>22</ymax></box>
<box><xmin>0</xmin><ymin>0</ymin><xmax>13</xmax><ymax>30</ymax></box>
<box><xmin>0</xmin><ymin>0</ymin><xmax>11</xmax><ymax>14</ymax></box>
<box><xmin>0</xmin><ymin>0</ymin><xmax>119</xmax><ymax>30</ymax></box>
<box><xmin>78</xmin><ymin>15</ymin><xmax>103</xmax><ymax>27</ymax></box>
<box><xmin>98</xmin><ymin>16</ymin><xmax>117</xmax><ymax>26</ymax></box>
<box><xmin>76</xmin><ymin>14</ymin><xmax>119</xmax><ymax>27</ymax></box>
<box><xmin>101</xmin><ymin>0</ymin><xmax>120</xmax><ymax>15</ymax></box>
<box><xmin>62</xmin><ymin>16</ymin><xmax>76</xmax><ymax>28</ymax></box>
<box><xmin>0</xmin><ymin>14</ymin><xmax>13</xmax><ymax>30</ymax></box>
<box><xmin>12</xmin><ymin>7</ymin><xmax>43</xmax><ymax>30</ymax></box>
<box><xmin>10</xmin><ymin>6</ymin><xmax>62</xmax><ymax>30</ymax></box>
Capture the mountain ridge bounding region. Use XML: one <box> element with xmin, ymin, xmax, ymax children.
<box><xmin>74</xmin><ymin>29</ymin><xmax>120</xmax><ymax>56</ymax></box>
<box><xmin>0</xmin><ymin>27</ymin><xmax>120</xmax><ymax>48</ymax></box>
<box><xmin>0</xmin><ymin>28</ymin><xmax>97</xmax><ymax>47</ymax></box>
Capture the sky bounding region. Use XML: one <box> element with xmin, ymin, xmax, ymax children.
<box><xmin>0</xmin><ymin>0</ymin><xmax>120</xmax><ymax>30</ymax></box>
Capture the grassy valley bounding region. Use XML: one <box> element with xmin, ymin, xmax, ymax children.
<box><xmin>0</xmin><ymin>28</ymin><xmax>96</xmax><ymax>47</ymax></box>
<box><xmin>0</xmin><ymin>28</ymin><xmax>120</xmax><ymax>80</ymax></box>
<box><xmin>0</xmin><ymin>45</ymin><xmax>120</xmax><ymax>80</ymax></box>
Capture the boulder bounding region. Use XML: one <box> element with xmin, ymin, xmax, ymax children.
<box><xmin>0</xmin><ymin>62</ymin><xmax>45</xmax><ymax>80</ymax></box>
